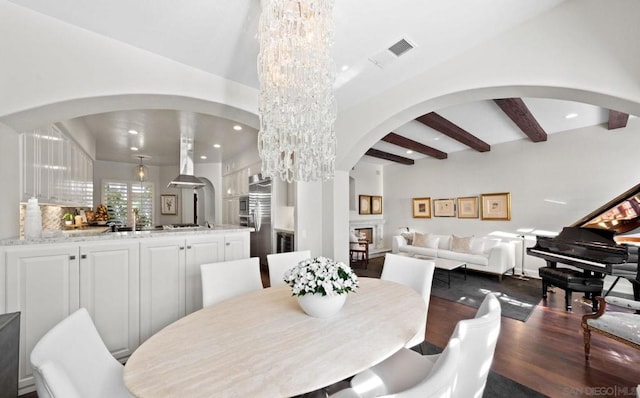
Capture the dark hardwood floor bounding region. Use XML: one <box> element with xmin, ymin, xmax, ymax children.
<box><xmin>362</xmin><ymin>256</ymin><xmax>640</xmax><ymax>398</ymax></box>
<box><xmin>20</xmin><ymin>258</ymin><xmax>640</xmax><ymax>398</ymax></box>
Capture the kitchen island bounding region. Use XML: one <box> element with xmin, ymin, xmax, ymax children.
<box><xmin>0</xmin><ymin>225</ymin><xmax>252</xmax><ymax>395</ymax></box>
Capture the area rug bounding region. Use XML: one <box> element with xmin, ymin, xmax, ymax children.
<box><xmin>422</xmin><ymin>342</ymin><xmax>546</xmax><ymax>398</ymax></box>
<box><xmin>354</xmin><ymin>258</ymin><xmax>542</xmax><ymax>322</ymax></box>
<box><xmin>430</xmin><ymin>269</ymin><xmax>541</xmax><ymax>322</ymax></box>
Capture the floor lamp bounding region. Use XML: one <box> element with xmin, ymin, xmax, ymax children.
<box><xmin>513</xmin><ymin>228</ymin><xmax>535</xmax><ymax>281</ymax></box>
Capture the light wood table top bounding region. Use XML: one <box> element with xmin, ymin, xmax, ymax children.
<box><xmin>123</xmin><ymin>278</ymin><xmax>426</xmax><ymax>398</ymax></box>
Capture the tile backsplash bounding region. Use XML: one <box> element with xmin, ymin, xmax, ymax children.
<box><xmin>19</xmin><ymin>205</ymin><xmax>90</xmax><ymax>237</ymax></box>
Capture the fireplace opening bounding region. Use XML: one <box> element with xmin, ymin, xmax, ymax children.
<box><xmin>355</xmin><ymin>228</ymin><xmax>373</xmax><ymax>244</ymax></box>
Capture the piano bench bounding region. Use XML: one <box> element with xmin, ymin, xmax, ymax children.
<box><xmin>538</xmin><ymin>266</ymin><xmax>604</xmax><ymax>311</ymax></box>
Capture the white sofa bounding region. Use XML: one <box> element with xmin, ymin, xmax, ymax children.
<box><xmin>392</xmin><ymin>232</ymin><xmax>516</xmax><ymax>281</ymax></box>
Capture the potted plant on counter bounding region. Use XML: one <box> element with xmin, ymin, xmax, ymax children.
<box><xmin>62</xmin><ymin>212</ymin><xmax>74</xmax><ymax>226</ymax></box>
<box><xmin>283</xmin><ymin>256</ymin><xmax>359</xmax><ymax>318</ymax></box>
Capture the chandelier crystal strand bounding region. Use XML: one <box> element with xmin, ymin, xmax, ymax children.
<box><xmin>258</xmin><ymin>0</ymin><xmax>337</xmax><ymax>183</ymax></box>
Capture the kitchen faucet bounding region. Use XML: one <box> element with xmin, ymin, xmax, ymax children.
<box><xmin>132</xmin><ymin>208</ymin><xmax>139</xmax><ymax>232</ymax></box>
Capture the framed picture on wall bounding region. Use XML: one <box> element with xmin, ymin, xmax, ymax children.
<box><xmin>433</xmin><ymin>198</ymin><xmax>456</xmax><ymax>217</ymax></box>
<box><xmin>481</xmin><ymin>192</ymin><xmax>511</xmax><ymax>220</ymax></box>
<box><xmin>412</xmin><ymin>197</ymin><xmax>431</xmax><ymax>218</ymax></box>
<box><xmin>161</xmin><ymin>194</ymin><xmax>178</xmax><ymax>215</ymax></box>
<box><xmin>371</xmin><ymin>196</ymin><xmax>383</xmax><ymax>214</ymax></box>
<box><xmin>359</xmin><ymin>195</ymin><xmax>371</xmax><ymax>215</ymax></box>
<box><xmin>457</xmin><ymin>196</ymin><xmax>479</xmax><ymax>218</ymax></box>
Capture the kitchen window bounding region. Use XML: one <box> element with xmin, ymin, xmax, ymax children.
<box><xmin>102</xmin><ymin>180</ymin><xmax>154</xmax><ymax>227</ymax></box>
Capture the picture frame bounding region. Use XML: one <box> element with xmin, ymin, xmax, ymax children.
<box><xmin>457</xmin><ymin>196</ymin><xmax>479</xmax><ymax>219</ymax></box>
<box><xmin>433</xmin><ymin>198</ymin><xmax>456</xmax><ymax>217</ymax></box>
<box><xmin>161</xmin><ymin>194</ymin><xmax>178</xmax><ymax>215</ymax></box>
<box><xmin>412</xmin><ymin>197</ymin><xmax>431</xmax><ymax>218</ymax></box>
<box><xmin>371</xmin><ymin>196</ymin><xmax>383</xmax><ymax>214</ymax></box>
<box><xmin>481</xmin><ymin>192</ymin><xmax>511</xmax><ymax>220</ymax></box>
<box><xmin>359</xmin><ymin>195</ymin><xmax>371</xmax><ymax>215</ymax></box>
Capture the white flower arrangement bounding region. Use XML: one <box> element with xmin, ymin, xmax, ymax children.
<box><xmin>283</xmin><ymin>256</ymin><xmax>359</xmax><ymax>297</ymax></box>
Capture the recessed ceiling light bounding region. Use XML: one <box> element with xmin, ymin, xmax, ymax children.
<box><xmin>128</xmin><ymin>129</ymin><xmax>139</xmax><ymax>135</ymax></box>
<box><xmin>200</xmin><ymin>155</ymin><xmax>207</xmax><ymax>160</ymax></box>
<box><xmin>130</xmin><ymin>147</ymin><xmax>139</xmax><ymax>151</ymax></box>
<box><xmin>565</xmin><ymin>113</ymin><xmax>578</xmax><ymax>119</ymax></box>
<box><xmin>213</xmin><ymin>144</ymin><xmax>221</xmax><ymax>148</ymax></box>
<box><xmin>406</xmin><ymin>150</ymin><xmax>413</xmax><ymax>154</ymax></box>
<box><xmin>341</xmin><ymin>65</ymin><xmax>349</xmax><ymax>71</ymax></box>
<box><xmin>434</xmin><ymin>137</ymin><xmax>440</xmax><ymax>141</ymax></box>
<box><xmin>233</xmin><ymin>125</ymin><xmax>242</xmax><ymax>131</ymax></box>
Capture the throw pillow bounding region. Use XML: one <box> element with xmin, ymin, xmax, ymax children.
<box><xmin>451</xmin><ymin>235</ymin><xmax>473</xmax><ymax>253</ymax></box>
<box><xmin>401</xmin><ymin>231</ymin><xmax>414</xmax><ymax>245</ymax></box>
<box><xmin>412</xmin><ymin>232</ymin><xmax>430</xmax><ymax>248</ymax></box>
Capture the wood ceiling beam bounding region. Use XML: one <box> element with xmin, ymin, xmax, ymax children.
<box><xmin>365</xmin><ymin>148</ymin><xmax>414</xmax><ymax>165</ymax></box>
<box><xmin>608</xmin><ymin>110</ymin><xmax>629</xmax><ymax>130</ymax></box>
<box><xmin>381</xmin><ymin>132</ymin><xmax>447</xmax><ymax>159</ymax></box>
<box><xmin>494</xmin><ymin>98</ymin><xmax>547</xmax><ymax>142</ymax></box>
<box><xmin>415</xmin><ymin>112</ymin><xmax>490</xmax><ymax>152</ymax></box>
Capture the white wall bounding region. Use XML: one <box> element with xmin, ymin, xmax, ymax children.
<box><xmin>0</xmin><ymin>122</ymin><xmax>19</xmax><ymax>239</ymax></box>
<box><xmin>194</xmin><ymin>162</ymin><xmax>223</xmax><ymax>225</ymax></box>
<box><xmin>383</xmin><ymin>118</ymin><xmax>640</xmax><ymax>283</ymax></box>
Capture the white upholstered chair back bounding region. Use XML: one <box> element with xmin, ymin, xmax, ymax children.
<box><xmin>381</xmin><ymin>253</ymin><xmax>435</xmax><ymax>348</ymax></box>
<box><xmin>398</xmin><ymin>337</ymin><xmax>461</xmax><ymax>398</ymax></box>
<box><xmin>266</xmin><ymin>250</ymin><xmax>311</xmax><ymax>287</ymax></box>
<box><xmin>450</xmin><ymin>293</ymin><xmax>501</xmax><ymax>398</ymax></box>
<box><xmin>330</xmin><ymin>338</ymin><xmax>461</xmax><ymax>398</ymax></box>
<box><xmin>200</xmin><ymin>257</ymin><xmax>263</xmax><ymax>307</ymax></box>
<box><xmin>30</xmin><ymin>308</ymin><xmax>132</xmax><ymax>398</ymax></box>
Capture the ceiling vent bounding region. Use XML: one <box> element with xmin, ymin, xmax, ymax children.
<box><xmin>388</xmin><ymin>38</ymin><xmax>414</xmax><ymax>57</ymax></box>
<box><xmin>369</xmin><ymin>37</ymin><xmax>415</xmax><ymax>69</ymax></box>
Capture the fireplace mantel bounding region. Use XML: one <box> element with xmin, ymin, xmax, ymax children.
<box><xmin>349</xmin><ymin>218</ymin><xmax>386</xmax><ymax>250</ymax></box>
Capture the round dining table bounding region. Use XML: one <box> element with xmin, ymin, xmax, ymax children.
<box><xmin>123</xmin><ymin>277</ymin><xmax>426</xmax><ymax>398</ymax></box>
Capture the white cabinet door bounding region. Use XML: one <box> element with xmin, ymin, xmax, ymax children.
<box><xmin>185</xmin><ymin>235</ymin><xmax>225</xmax><ymax>314</ymax></box>
<box><xmin>139</xmin><ymin>238</ymin><xmax>186</xmax><ymax>342</ymax></box>
<box><xmin>79</xmin><ymin>241</ymin><xmax>140</xmax><ymax>360</ymax></box>
<box><xmin>5</xmin><ymin>245</ymin><xmax>80</xmax><ymax>392</ymax></box>
<box><xmin>225</xmin><ymin>232</ymin><xmax>250</xmax><ymax>260</ymax></box>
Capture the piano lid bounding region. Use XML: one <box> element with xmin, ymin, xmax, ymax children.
<box><xmin>571</xmin><ymin>182</ymin><xmax>640</xmax><ymax>235</ymax></box>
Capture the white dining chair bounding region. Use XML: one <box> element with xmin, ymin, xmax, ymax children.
<box><xmin>30</xmin><ymin>308</ymin><xmax>132</xmax><ymax>398</ymax></box>
<box><xmin>348</xmin><ymin>293</ymin><xmax>501</xmax><ymax>398</ymax></box>
<box><xmin>381</xmin><ymin>253</ymin><xmax>435</xmax><ymax>349</ymax></box>
<box><xmin>200</xmin><ymin>257</ymin><xmax>263</xmax><ymax>307</ymax></box>
<box><xmin>266</xmin><ymin>250</ymin><xmax>311</xmax><ymax>287</ymax></box>
<box><xmin>330</xmin><ymin>337</ymin><xmax>461</xmax><ymax>398</ymax></box>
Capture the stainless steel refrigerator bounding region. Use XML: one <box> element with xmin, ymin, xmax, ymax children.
<box><xmin>248</xmin><ymin>174</ymin><xmax>272</xmax><ymax>266</ymax></box>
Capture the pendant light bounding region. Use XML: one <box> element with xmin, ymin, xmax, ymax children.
<box><xmin>135</xmin><ymin>155</ymin><xmax>150</xmax><ymax>182</ymax></box>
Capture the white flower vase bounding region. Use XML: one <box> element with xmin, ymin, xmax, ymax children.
<box><xmin>297</xmin><ymin>293</ymin><xmax>347</xmax><ymax>318</ymax></box>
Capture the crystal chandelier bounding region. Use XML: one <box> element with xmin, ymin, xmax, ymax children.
<box><xmin>257</xmin><ymin>0</ymin><xmax>337</xmax><ymax>183</ymax></box>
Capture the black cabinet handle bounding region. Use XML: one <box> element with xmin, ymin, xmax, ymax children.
<box><xmin>187</xmin><ymin>245</ymin><xmax>192</xmax><ymax>249</ymax></box>
<box><xmin>81</xmin><ymin>254</ymin><xmax>87</xmax><ymax>259</ymax></box>
<box><xmin>69</xmin><ymin>255</ymin><xmax>76</xmax><ymax>260</ymax></box>
<box><xmin>180</xmin><ymin>246</ymin><xmax>185</xmax><ymax>250</ymax></box>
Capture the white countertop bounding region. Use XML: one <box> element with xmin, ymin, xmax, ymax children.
<box><xmin>1</xmin><ymin>225</ymin><xmax>254</xmax><ymax>246</ymax></box>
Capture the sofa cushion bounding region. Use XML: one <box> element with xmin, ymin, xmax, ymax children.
<box><xmin>413</xmin><ymin>233</ymin><xmax>439</xmax><ymax>249</ymax></box>
<box><xmin>483</xmin><ymin>238</ymin><xmax>501</xmax><ymax>255</ymax></box>
<box><xmin>432</xmin><ymin>234</ymin><xmax>451</xmax><ymax>250</ymax></box>
<box><xmin>439</xmin><ymin>250</ymin><xmax>489</xmax><ymax>266</ymax></box>
<box><xmin>451</xmin><ymin>235</ymin><xmax>473</xmax><ymax>253</ymax></box>
<box><xmin>405</xmin><ymin>245</ymin><xmax>438</xmax><ymax>258</ymax></box>
<box><xmin>470</xmin><ymin>237</ymin><xmax>485</xmax><ymax>254</ymax></box>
